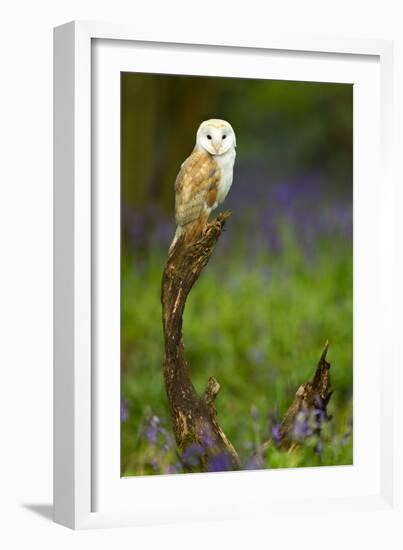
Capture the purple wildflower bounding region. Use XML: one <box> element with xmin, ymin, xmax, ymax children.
<box><xmin>146</xmin><ymin>415</ymin><xmax>160</xmax><ymax>445</ymax></box>
<box><xmin>208</xmin><ymin>453</ymin><xmax>233</xmax><ymax>472</ymax></box>
<box><xmin>267</xmin><ymin>230</ymin><xmax>283</xmax><ymax>255</ymax></box>
<box><xmin>182</xmin><ymin>443</ymin><xmax>204</xmax><ymax>468</ymax></box>
<box><xmin>160</xmin><ymin>428</ymin><xmax>173</xmax><ymax>453</ymax></box>
<box><xmin>274</xmin><ymin>181</ymin><xmax>294</xmax><ymax>209</ymax></box>
<box><xmin>293</xmin><ymin>411</ymin><xmax>309</xmax><ymax>441</ymax></box>
<box><xmin>314</xmin><ymin>407</ymin><xmax>327</xmax><ymax>427</ymax></box>
<box><xmin>200</xmin><ymin>428</ymin><xmax>214</xmax><ymax>449</ymax></box>
<box><xmin>244</xmin><ymin>455</ymin><xmax>263</xmax><ymax>470</ymax></box>
<box><xmin>311</xmin><ymin>395</ymin><xmax>329</xmax><ymax>432</ymax></box>
<box><xmin>271</xmin><ymin>424</ymin><xmax>282</xmax><ymax>447</ymax></box>
<box><xmin>167</xmin><ymin>463</ymin><xmax>181</xmax><ymax>475</ymax></box>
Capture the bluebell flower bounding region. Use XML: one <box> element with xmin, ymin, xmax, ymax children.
<box><xmin>293</xmin><ymin>411</ymin><xmax>309</xmax><ymax>441</ymax></box>
<box><xmin>182</xmin><ymin>443</ymin><xmax>205</xmax><ymax>468</ymax></box>
<box><xmin>208</xmin><ymin>453</ymin><xmax>233</xmax><ymax>472</ymax></box>
<box><xmin>244</xmin><ymin>455</ymin><xmax>263</xmax><ymax>470</ymax></box>
<box><xmin>271</xmin><ymin>424</ymin><xmax>282</xmax><ymax>447</ymax></box>
<box><xmin>167</xmin><ymin>463</ymin><xmax>181</xmax><ymax>475</ymax></box>
<box><xmin>274</xmin><ymin>181</ymin><xmax>294</xmax><ymax>208</ymax></box>
<box><xmin>146</xmin><ymin>415</ymin><xmax>160</xmax><ymax>445</ymax></box>
<box><xmin>201</xmin><ymin>428</ymin><xmax>213</xmax><ymax>449</ymax></box>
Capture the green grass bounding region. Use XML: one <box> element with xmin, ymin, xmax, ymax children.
<box><xmin>121</xmin><ymin>227</ymin><xmax>353</xmax><ymax>476</ymax></box>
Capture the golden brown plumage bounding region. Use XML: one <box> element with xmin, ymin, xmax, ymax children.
<box><xmin>173</xmin><ymin>150</ymin><xmax>220</xmax><ymax>245</ymax></box>
<box><xmin>170</xmin><ymin>119</ymin><xmax>236</xmax><ymax>251</ymax></box>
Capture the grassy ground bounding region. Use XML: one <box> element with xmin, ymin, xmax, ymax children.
<box><xmin>121</xmin><ymin>205</ymin><xmax>353</xmax><ymax>476</ymax></box>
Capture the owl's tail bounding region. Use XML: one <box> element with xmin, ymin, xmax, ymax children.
<box><xmin>169</xmin><ymin>226</ymin><xmax>183</xmax><ymax>252</ymax></box>
<box><xmin>169</xmin><ymin>217</ymin><xmax>208</xmax><ymax>253</ymax></box>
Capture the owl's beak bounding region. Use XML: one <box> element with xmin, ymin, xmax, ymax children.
<box><xmin>212</xmin><ymin>137</ymin><xmax>221</xmax><ymax>154</ymax></box>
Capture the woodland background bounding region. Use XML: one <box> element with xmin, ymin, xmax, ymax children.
<box><xmin>121</xmin><ymin>73</ymin><xmax>353</xmax><ymax>475</ymax></box>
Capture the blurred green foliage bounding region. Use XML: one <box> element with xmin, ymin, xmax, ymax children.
<box><xmin>121</xmin><ymin>73</ymin><xmax>353</xmax><ymax>476</ymax></box>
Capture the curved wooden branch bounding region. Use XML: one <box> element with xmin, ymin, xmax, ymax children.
<box><xmin>161</xmin><ymin>213</ymin><xmax>240</xmax><ymax>470</ymax></box>
<box><xmin>161</xmin><ymin>214</ymin><xmax>333</xmax><ymax>471</ymax></box>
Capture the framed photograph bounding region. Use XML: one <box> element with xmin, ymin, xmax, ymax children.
<box><xmin>54</xmin><ymin>21</ymin><xmax>396</xmax><ymax>529</ymax></box>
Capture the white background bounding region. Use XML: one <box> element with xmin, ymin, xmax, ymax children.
<box><xmin>0</xmin><ymin>0</ymin><xmax>402</xmax><ymax>548</ymax></box>
<box><xmin>93</xmin><ymin>39</ymin><xmax>382</xmax><ymax>516</ymax></box>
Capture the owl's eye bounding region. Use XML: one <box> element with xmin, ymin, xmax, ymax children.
<box><xmin>222</xmin><ymin>134</ymin><xmax>227</xmax><ymax>139</ymax></box>
<box><xmin>207</xmin><ymin>134</ymin><xmax>212</xmax><ymax>140</ymax></box>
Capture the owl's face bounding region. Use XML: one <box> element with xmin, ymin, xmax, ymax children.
<box><xmin>196</xmin><ymin>119</ymin><xmax>236</xmax><ymax>156</ymax></box>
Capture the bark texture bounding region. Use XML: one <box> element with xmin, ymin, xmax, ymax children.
<box><xmin>161</xmin><ymin>213</ymin><xmax>332</xmax><ymax>471</ymax></box>
<box><xmin>161</xmin><ymin>213</ymin><xmax>240</xmax><ymax>470</ymax></box>
<box><xmin>278</xmin><ymin>341</ymin><xmax>332</xmax><ymax>448</ymax></box>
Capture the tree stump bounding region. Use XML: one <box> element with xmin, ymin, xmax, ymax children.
<box><xmin>161</xmin><ymin>213</ymin><xmax>332</xmax><ymax>471</ymax></box>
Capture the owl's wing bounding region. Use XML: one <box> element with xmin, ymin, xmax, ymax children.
<box><xmin>175</xmin><ymin>150</ymin><xmax>220</xmax><ymax>227</ymax></box>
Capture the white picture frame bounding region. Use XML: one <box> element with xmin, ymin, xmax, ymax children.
<box><xmin>54</xmin><ymin>20</ymin><xmax>397</xmax><ymax>530</ymax></box>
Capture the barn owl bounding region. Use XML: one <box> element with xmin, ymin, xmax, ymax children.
<box><xmin>170</xmin><ymin>119</ymin><xmax>236</xmax><ymax>251</ymax></box>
